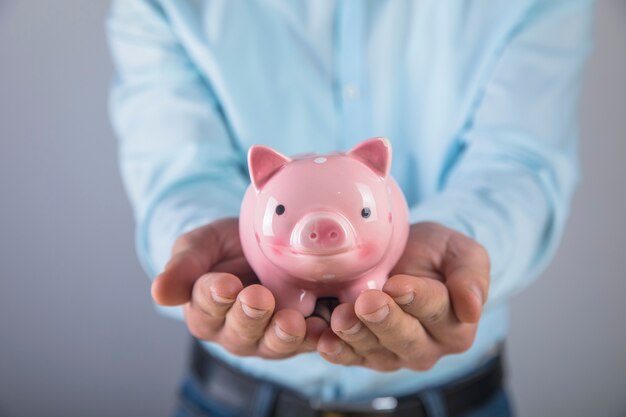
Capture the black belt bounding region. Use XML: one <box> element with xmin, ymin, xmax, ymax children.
<box><xmin>187</xmin><ymin>339</ymin><xmax>504</xmax><ymax>417</ymax></box>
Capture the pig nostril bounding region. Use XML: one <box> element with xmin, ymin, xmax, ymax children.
<box><xmin>310</xmin><ymin>232</ymin><xmax>318</xmax><ymax>240</ymax></box>
<box><xmin>329</xmin><ymin>231</ymin><xmax>338</xmax><ymax>240</ymax></box>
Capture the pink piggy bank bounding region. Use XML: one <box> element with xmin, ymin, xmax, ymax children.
<box><xmin>239</xmin><ymin>137</ymin><xmax>409</xmax><ymax>316</ymax></box>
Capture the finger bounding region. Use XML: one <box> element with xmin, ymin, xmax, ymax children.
<box><xmin>383</xmin><ymin>274</ymin><xmax>453</xmax><ymax>328</ymax></box>
<box><xmin>257</xmin><ymin>309</ymin><xmax>307</xmax><ymax>358</ymax></box>
<box><xmin>317</xmin><ymin>328</ymin><xmax>362</xmax><ymax>366</ymax></box>
<box><xmin>300</xmin><ymin>316</ymin><xmax>329</xmax><ymax>352</ymax></box>
<box><xmin>442</xmin><ymin>235</ymin><xmax>490</xmax><ymax>323</ymax></box>
<box><xmin>190</xmin><ymin>272</ymin><xmax>242</xmax><ymax>319</ymax></box>
<box><xmin>385</xmin><ymin>274</ymin><xmax>478</xmax><ymax>354</ymax></box>
<box><xmin>355</xmin><ymin>290</ymin><xmax>435</xmax><ymax>367</ymax></box>
<box><xmin>152</xmin><ymin>223</ymin><xmax>224</xmax><ymax>306</ymax></box>
<box><xmin>330</xmin><ymin>303</ymin><xmax>398</xmax><ymax>365</ymax></box>
<box><xmin>219</xmin><ymin>284</ymin><xmax>275</xmax><ymax>354</ymax></box>
<box><xmin>184</xmin><ymin>273</ymin><xmax>242</xmax><ymax>340</ymax></box>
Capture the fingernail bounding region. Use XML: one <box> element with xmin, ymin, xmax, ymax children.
<box><xmin>210</xmin><ymin>288</ymin><xmax>235</xmax><ymax>305</ymax></box>
<box><xmin>393</xmin><ymin>292</ymin><xmax>415</xmax><ymax>306</ymax></box>
<box><xmin>340</xmin><ymin>321</ymin><xmax>362</xmax><ymax>335</ymax></box>
<box><xmin>241</xmin><ymin>302</ymin><xmax>268</xmax><ymax>319</ymax></box>
<box><xmin>274</xmin><ymin>323</ymin><xmax>297</xmax><ymax>342</ymax></box>
<box><xmin>361</xmin><ymin>304</ymin><xmax>389</xmax><ymax>323</ymax></box>
<box><xmin>470</xmin><ymin>285</ymin><xmax>484</xmax><ymax>306</ymax></box>
<box><xmin>324</xmin><ymin>343</ymin><xmax>343</xmax><ymax>356</ymax></box>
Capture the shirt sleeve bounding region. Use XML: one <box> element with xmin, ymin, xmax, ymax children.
<box><xmin>107</xmin><ymin>0</ymin><xmax>248</xmax><ymax>318</ymax></box>
<box><xmin>409</xmin><ymin>0</ymin><xmax>594</xmax><ymax>308</ymax></box>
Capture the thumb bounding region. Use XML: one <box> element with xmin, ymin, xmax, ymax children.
<box><xmin>443</xmin><ymin>235</ymin><xmax>490</xmax><ymax>324</ymax></box>
<box><xmin>152</xmin><ymin>223</ymin><xmax>224</xmax><ymax>306</ymax></box>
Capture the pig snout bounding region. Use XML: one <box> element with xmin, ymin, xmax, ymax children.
<box><xmin>291</xmin><ymin>213</ymin><xmax>354</xmax><ymax>254</ymax></box>
<box><xmin>303</xmin><ymin>218</ymin><xmax>345</xmax><ymax>247</ymax></box>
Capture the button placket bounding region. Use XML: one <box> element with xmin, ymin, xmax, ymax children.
<box><xmin>335</xmin><ymin>0</ymin><xmax>369</xmax><ymax>149</ymax></box>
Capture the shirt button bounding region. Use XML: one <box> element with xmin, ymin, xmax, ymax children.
<box><xmin>343</xmin><ymin>84</ymin><xmax>360</xmax><ymax>100</ymax></box>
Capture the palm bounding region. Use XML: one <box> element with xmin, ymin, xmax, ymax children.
<box><xmin>151</xmin><ymin>217</ymin><xmax>327</xmax><ymax>359</ymax></box>
<box><xmin>390</xmin><ymin>222</ymin><xmax>451</xmax><ymax>281</ymax></box>
<box><xmin>316</xmin><ymin>222</ymin><xmax>490</xmax><ymax>371</ymax></box>
<box><xmin>203</xmin><ymin>219</ymin><xmax>259</xmax><ymax>287</ymax></box>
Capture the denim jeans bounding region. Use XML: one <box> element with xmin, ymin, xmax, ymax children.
<box><xmin>173</xmin><ymin>375</ymin><xmax>514</xmax><ymax>417</ymax></box>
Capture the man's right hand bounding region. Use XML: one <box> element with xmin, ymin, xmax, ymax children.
<box><xmin>151</xmin><ymin>218</ymin><xmax>327</xmax><ymax>359</ymax></box>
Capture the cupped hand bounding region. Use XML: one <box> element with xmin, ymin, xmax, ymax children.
<box><xmin>317</xmin><ymin>222</ymin><xmax>490</xmax><ymax>371</ymax></box>
<box><xmin>151</xmin><ymin>218</ymin><xmax>327</xmax><ymax>359</ymax></box>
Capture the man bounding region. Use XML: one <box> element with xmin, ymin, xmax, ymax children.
<box><xmin>107</xmin><ymin>1</ymin><xmax>593</xmax><ymax>416</ymax></box>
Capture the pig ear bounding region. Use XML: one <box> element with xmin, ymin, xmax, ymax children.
<box><xmin>347</xmin><ymin>137</ymin><xmax>392</xmax><ymax>179</ymax></box>
<box><xmin>248</xmin><ymin>145</ymin><xmax>291</xmax><ymax>191</ymax></box>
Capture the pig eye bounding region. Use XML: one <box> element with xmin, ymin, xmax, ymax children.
<box><xmin>361</xmin><ymin>207</ymin><xmax>371</xmax><ymax>218</ymax></box>
<box><xmin>275</xmin><ymin>204</ymin><xmax>285</xmax><ymax>215</ymax></box>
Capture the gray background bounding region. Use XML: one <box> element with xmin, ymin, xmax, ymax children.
<box><xmin>0</xmin><ymin>1</ymin><xmax>624</xmax><ymax>416</ymax></box>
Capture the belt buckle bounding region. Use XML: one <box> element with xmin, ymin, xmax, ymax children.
<box><xmin>310</xmin><ymin>396</ymin><xmax>398</xmax><ymax>415</ymax></box>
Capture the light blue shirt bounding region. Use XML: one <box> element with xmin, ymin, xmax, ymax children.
<box><xmin>107</xmin><ymin>0</ymin><xmax>593</xmax><ymax>402</ymax></box>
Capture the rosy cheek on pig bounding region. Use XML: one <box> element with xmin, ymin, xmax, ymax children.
<box><xmin>268</xmin><ymin>235</ymin><xmax>288</xmax><ymax>248</ymax></box>
<box><xmin>359</xmin><ymin>241</ymin><xmax>379</xmax><ymax>259</ymax></box>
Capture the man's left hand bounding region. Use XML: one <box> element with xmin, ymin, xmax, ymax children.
<box><xmin>317</xmin><ymin>222</ymin><xmax>490</xmax><ymax>372</ymax></box>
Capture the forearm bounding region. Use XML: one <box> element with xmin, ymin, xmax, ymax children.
<box><xmin>144</xmin><ymin>180</ymin><xmax>245</xmax><ymax>277</ymax></box>
<box><xmin>107</xmin><ymin>0</ymin><xmax>248</xmax><ymax>295</ymax></box>
<box><xmin>411</xmin><ymin>0</ymin><xmax>593</xmax><ymax>307</ymax></box>
<box><xmin>410</xmin><ymin>145</ymin><xmax>576</xmax><ymax>307</ymax></box>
